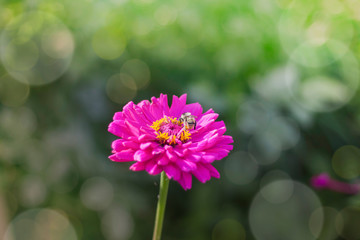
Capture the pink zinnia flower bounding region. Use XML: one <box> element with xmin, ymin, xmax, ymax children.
<box><xmin>108</xmin><ymin>94</ymin><xmax>233</xmax><ymax>190</ymax></box>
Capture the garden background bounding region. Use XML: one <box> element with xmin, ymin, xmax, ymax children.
<box><xmin>1</xmin><ymin>0</ymin><xmax>360</xmax><ymax>239</ymax></box>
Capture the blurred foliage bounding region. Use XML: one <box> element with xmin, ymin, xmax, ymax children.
<box><xmin>1</xmin><ymin>0</ymin><xmax>360</xmax><ymax>239</ymax></box>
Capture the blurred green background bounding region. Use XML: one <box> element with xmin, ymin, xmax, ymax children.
<box><xmin>1</xmin><ymin>0</ymin><xmax>360</xmax><ymax>239</ymax></box>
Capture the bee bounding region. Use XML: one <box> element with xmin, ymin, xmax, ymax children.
<box><xmin>179</xmin><ymin>112</ymin><xmax>196</xmax><ymax>130</ymax></box>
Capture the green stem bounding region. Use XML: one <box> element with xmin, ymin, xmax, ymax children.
<box><xmin>152</xmin><ymin>171</ymin><xmax>170</xmax><ymax>240</ymax></box>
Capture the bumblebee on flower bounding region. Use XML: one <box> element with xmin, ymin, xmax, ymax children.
<box><xmin>108</xmin><ymin>94</ymin><xmax>233</xmax><ymax>190</ymax></box>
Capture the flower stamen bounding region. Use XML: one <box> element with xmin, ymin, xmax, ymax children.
<box><xmin>151</xmin><ymin>116</ymin><xmax>191</xmax><ymax>145</ymax></box>
<box><xmin>151</xmin><ymin>118</ymin><xmax>166</xmax><ymax>131</ymax></box>
<box><xmin>156</xmin><ymin>132</ymin><xmax>170</xmax><ymax>144</ymax></box>
<box><xmin>180</xmin><ymin>130</ymin><xmax>191</xmax><ymax>142</ymax></box>
<box><xmin>169</xmin><ymin>135</ymin><xmax>177</xmax><ymax>145</ymax></box>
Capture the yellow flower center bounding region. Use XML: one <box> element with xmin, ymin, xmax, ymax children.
<box><xmin>151</xmin><ymin>116</ymin><xmax>191</xmax><ymax>145</ymax></box>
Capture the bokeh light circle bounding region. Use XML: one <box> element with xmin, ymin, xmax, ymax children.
<box><xmin>106</xmin><ymin>73</ymin><xmax>137</xmax><ymax>104</ymax></box>
<box><xmin>284</xmin><ymin>51</ymin><xmax>359</xmax><ymax>112</ymax></box>
<box><xmin>212</xmin><ymin>219</ymin><xmax>246</xmax><ymax>240</ymax></box>
<box><xmin>320</xmin><ymin>0</ymin><xmax>345</xmax><ymax>15</ymax></box>
<box><xmin>101</xmin><ymin>206</ymin><xmax>134</xmax><ymax>240</ymax></box>
<box><xmin>251</xmin><ymin>115</ymin><xmax>300</xmax><ymax>154</ymax></box>
<box><xmin>19</xmin><ymin>175</ymin><xmax>47</xmax><ymax>207</ymax></box>
<box><xmin>260</xmin><ymin>179</ymin><xmax>294</xmax><ymax>204</ymax></box>
<box><xmin>132</xmin><ymin>17</ymin><xmax>155</xmax><ymax>37</ymax></box>
<box><xmin>3</xmin><ymin>40</ymin><xmax>39</xmax><ymax>71</ymax></box>
<box><xmin>120</xmin><ymin>59</ymin><xmax>150</xmax><ymax>89</ymax></box>
<box><xmin>332</xmin><ymin>145</ymin><xmax>360</xmax><ymax>180</ymax></box>
<box><xmin>0</xmin><ymin>107</ymin><xmax>37</xmax><ymax>140</ymax></box>
<box><xmin>336</xmin><ymin>207</ymin><xmax>360</xmax><ymax>240</ymax></box>
<box><xmin>290</xmin><ymin>39</ymin><xmax>350</xmax><ymax>68</ymax></box>
<box><xmin>41</xmin><ymin>28</ymin><xmax>74</xmax><ymax>59</ymax></box>
<box><xmin>309</xmin><ymin>207</ymin><xmax>341</xmax><ymax>240</ymax></box>
<box><xmin>0</xmin><ymin>11</ymin><xmax>75</xmax><ymax>85</ymax></box>
<box><xmin>278</xmin><ymin>0</ymin><xmax>355</xmax><ymax>67</ymax></box>
<box><xmin>0</xmin><ymin>74</ymin><xmax>30</xmax><ymax>107</ymax></box>
<box><xmin>238</xmin><ymin>98</ymin><xmax>300</xmax><ymax>155</ymax></box>
<box><xmin>224</xmin><ymin>151</ymin><xmax>258</xmax><ymax>185</ymax></box>
<box><xmin>250</xmin><ymin>66</ymin><xmax>294</xmax><ymax>103</ymax></box>
<box><xmin>248</xmin><ymin>131</ymin><xmax>282</xmax><ymax>165</ymax></box>
<box><xmin>343</xmin><ymin>0</ymin><xmax>360</xmax><ymax>21</ymax></box>
<box><xmin>264</xmin><ymin>116</ymin><xmax>300</xmax><ymax>151</ymax></box>
<box><xmin>4</xmin><ymin>208</ymin><xmax>78</xmax><ymax>240</ymax></box>
<box><xmin>154</xmin><ymin>5</ymin><xmax>177</xmax><ymax>26</ymax></box>
<box><xmin>155</xmin><ymin>37</ymin><xmax>187</xmax><ymax>61</ymax></box>
<box><xmin>23</xmin><ymin>139</ymin><xmax>47</xmax><ymax>172</ymax></box>
<box><xmin>80</xmin><ymin>177</ymin><xmax>114</xmax><ymax>211</ymax></box>
<box><xmin>237</xmin><ymin>98</ymin><xmax>272</xmax><ymax>135</ymax></box>
<box><xmin>92</xmin><ymin>26</ymin><xmax>126</xmax><ymax>60</ymax></box>
<box><xmin>249</xmin><ymin>180</ymin><xmax>323</xmax><ymax>240</ymax></box>
<box><xmin>46</xmin><ymin>157</ymin><xmax>79</xmax><ymax>193</ymax></box>
<box><xmin>260</xmin><ymin>170</ymin><xmax>291</xmax><ymax>189</ymax></box>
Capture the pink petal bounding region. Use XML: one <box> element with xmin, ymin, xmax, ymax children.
<box><xmin>201</xmin><ymin>154</ymin><xmax>216</xmax><ymax>163</ymax></box>
<box><xmin>137</xmin><ymin>99</ymin><xmax>151</xmax><ymax>108</ymax></box>
<box><xmin>196</xmin><ymin>139</ymin><xmax>208</xmax><ymax>151</ymax></box>
<box><xmin>122</xmin><ymin>141</ymin><xmax>140</xmax><ymax>149</ymax></box>
<box><xmin>164</xmin><ymin>145</ymin><xmax>173</xmax><ymax>152</ymax></box>
<box><xmin>214</xmin><ymin>149</ymin><xmax>230</xmax><ymax>160</ymax></box>
<box><xmin>124</xmin><ymin>119</ymin><xmax>140</xmax><ymax>136</ymax></box>
<box><xmin>113</xmin><ymin>112</ymin><xmax>124</xmax><ymax>121</ymax></box>
<box><xmin>169</xmin><ymin>94</ymin><xmax>187</xmax><ymax>117</ymax></box>
<box><xmin>139</xmin><ymin>100</ymin><xmax>156</xmax><ymax>122</ymax></box>
<box><xmin>112</xmin><ymin>139</ymin><xmax>139</xmax><ymax>151</ymax></box>
<box><xmin>138</xmin><ymin>134</ymin><xmax>154</xmax><ymax>142</ymax></box>
<box><xmin>194</xmin><ymin>119</ymin><xmax>215</xmax><ymax>133</ymax></box>
<box><xmin>204</xmin><ymin>164</ymin><xmax>220</xmax><ymax>178</ymax></box>
<box><xmin>205</xmin><ymin>133</ymin><xmax>219</xmax><ymax>149</ymax></box>
<box><xmin>130</xmin><ymin>162</ymin><xmax>146</xmax><ymax>171</ymax></box>
<box><xmin>109</xmin><ymin>150</ymin><xmax>134</xmax><ymax>162</ymax></box>
<box><xmin>134</xmin><ymin>150</ymin><xmax>152</xmax><ymax>162</ymax></box>
<box><xmin>197</xmin><ymin>113</ymin><xmax>219</xmax><ymax>126</ymax></box>
<box><xmin>166</xmin><ymin>150</ymin><xmax>177</xmax><ymax>161</ymax></box>
<box><xmin>176</xmin><ymin>160</ymin><xmax>197</xmax><ymax>172</ymax></box>
<box><xmin>150</xmin><ymin>97</ymin><xmax>165</xmax><ymax>119</ymax></box>
<box><xmin>146</xmin><ymin>161</ymin><xmax>163</xmax><ymax>175</ymax></box>
<box><xmin>157</xmin><ymin>156</ymin><xmax>169</xmax><ymax>165</ymax></box>
<box><xmin>222</xmin><ymin>145</ymin><xmax>233</xmax><ymax>151</ymax></box>
<box><xmin>122</xmin><ymin>101</ymin><xmax>134</xmax><ymax>111</ymax></box>
<box><xmin>140</xmin><ymin>142</ymin><xmax>157</xmax><ymax>150</ymax></box>
<box><xmin>111</xmin><ymin>139</ymin><xmax>125</xmax><ymax>151</ymax></box>
<box><xmin>179</xmin><ymin>172</ymin><xmax>192</xmax><ymax>190</ymax></box>
<box><xmin>192</xmin><ymin>164</ymin><xmax>211</xmax><ymax>183</ymax></box>
<box><xmin>209</xmin><ymin>120</ymin><xmax>225</xmax><ymax>130</ymax></box>
<box><xmin>164</xmin><ymin>165</ymin><xmax>181</xmax><ymax>180</ymax></box>
<box><xmin>187</xmin><ymin>153</ymin><xmax>201</xmax><ymax>162</ymax></box>
<box><xmin>182</xmin><ymin>102</ymin><xmax>203</xmax><ymax>117</ymax></box>
<box><xmin>123</xmin><ymin>102</ymin><xmax>148</xmax><ymax>123</ymax></box>
<box><xmin>219</xmin><ymin>135</ymin><xmax>234</xmax><ymax>145</ymax></box>
<box><xmin>215</xmin><ymin>126</ymin><xmax>226</xmax><ymax>136</ymax></box>
<box><xmin>208</xmin><ymin>133</ymin><xmax>219</xmax><ymax>144</ymax></box>
<box><xmin>174</xmin><ymin>148</ymin><xmax>185</xmax><ymax>157</ymax></box>
<box><xmin>159</xmin><ymin>94</ymin><xmax>170</xmax><ymax>115</ymax></box>
<box><xmin>122</xmin><ymin>102</ymin><xmax>149</xmax><ymax>125</ymax></box>
<box><xmin>109</xmin><ymin>153</ymin><xmax>119</xmax><ymax>161</ymax></box>
<box><xmin>152</xmin><ymin>147</ymin><xmax>164</xmax><ymax>155</ymax></box>
<box><xmin>203</xmin><ymin>108</ymin><xmax>215</xmax><ymax>115</ymax></box>
<box><xmin>108</xmin><ymin>121</ymin><xmax>131</xmax><ymax>138</ymax></box>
